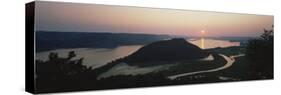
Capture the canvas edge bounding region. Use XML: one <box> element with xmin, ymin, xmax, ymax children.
<box><xmin>25</xmin><ymin>1</ymin><xmax>37</xmax><ymax>94</ymax></box>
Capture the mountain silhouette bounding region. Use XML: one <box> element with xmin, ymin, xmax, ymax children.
<box><xmin>123</xmin><ymin>38</ymin><xmax>209</xmax><ymax>66</ymax></box>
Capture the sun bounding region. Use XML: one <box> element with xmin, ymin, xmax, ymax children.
<box><xmin>201</xmin><ymin>30</ymin><xmax>205</xmax><ymax>34</ymax></box>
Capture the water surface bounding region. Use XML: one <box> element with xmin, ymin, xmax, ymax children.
<box><xmin>189</xmin><ymin>38</ymin><xmax>240</xmax><ymax>49</ymax></box>
<box><xmin>36</xmin><ymin>45</ymin><xmax>142</xmax><ymax>69</ymax></box>
<box><xmin>36</xmin><ymin>39</ymin><xmax>240</xmax><ymax>68</ymax></box>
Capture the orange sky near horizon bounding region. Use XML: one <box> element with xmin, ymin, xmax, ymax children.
<box><xmin>35</xmin><ymin>1</ymin><xmax>273</xmax><ymax>37</ymax></box>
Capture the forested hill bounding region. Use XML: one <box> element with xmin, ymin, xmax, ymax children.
<box><xmin>124</xmin><ymin>38</ymin><xmax>209</xmax><ymax>66</ymax></box>
<box><xmin>36</xmin><ymin>31</ymin><xmax>172</xmax><ymax>52</ymax></box>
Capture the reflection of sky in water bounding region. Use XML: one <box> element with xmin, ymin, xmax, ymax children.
<box><xmin>36</xmin><ymin>45</ymin><xmax>142</xmax><ymax>69</ymax></box>
<box><xmin>189</xmin><ymin>38</ymin><xmax>240</xmax><ymax>49</ymax></box>
<box><xmin>36</xmin><ymin>39</ymin><xmax>240</xmax><ymax>68</ymax></box>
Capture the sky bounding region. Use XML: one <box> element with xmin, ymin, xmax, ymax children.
<box><xmin>35</xmin><ymin>1</ymin><xmax>273</xmax><ymax>37</ymax></box>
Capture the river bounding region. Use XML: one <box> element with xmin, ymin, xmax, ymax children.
<box><xmin>167</xmin><ymin>54</ymin><xmax>245</xmax><ymax>80</ymax></box>
<box><xmin>36</xmin><ymin>39</ymin><xmax>240</xmax><ymax>69</ymax></box>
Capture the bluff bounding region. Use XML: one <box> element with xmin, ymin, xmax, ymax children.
<box><xmin>123</xmin><ymin>38</ymin><xmax>209</xmax><ymax>66</ymax></box>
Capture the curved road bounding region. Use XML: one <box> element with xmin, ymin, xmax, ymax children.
<box><xmin>167</xmin><ymin>54</ymin><xmax>245</xmax><ymax>80</ymax></box>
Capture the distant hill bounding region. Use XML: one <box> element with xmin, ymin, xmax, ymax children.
<box><xmin>36</xmin><ymin>31</ymin><xmax>172</xmax><ymax>52</ymax></box>
<box><xmin>123</xmin><ymin>38</ymin><xmax>209</xmax><ymax>66</ymax></box>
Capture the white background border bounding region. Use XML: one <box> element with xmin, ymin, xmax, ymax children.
<box><xmin>0</xmin><ymin>0</ymin><xmax>280</xmax><ymax>95</ymax></box>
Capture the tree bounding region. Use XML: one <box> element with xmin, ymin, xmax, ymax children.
<box><xmin>246</xmin><ymin>26</ymin><xmax>273</xmax><ymax>78</ymax></box>
<box><xmin>36</xmin><ymin>51</ymin><xmax>92</xmax><ymax>91</ymax></box>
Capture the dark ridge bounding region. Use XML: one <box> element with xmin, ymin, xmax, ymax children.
<box><xmin>36</xmin><ymin>31</ymin><xmax>172</xmax><ymax>52</ymax></box>
<box><xmin>123</xmin><ymin>38</ymin><xmax>209</xmax><ymax>66</ymax></box>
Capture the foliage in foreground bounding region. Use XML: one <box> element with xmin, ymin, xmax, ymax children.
<box><xmin>246</xmin><ymin>27</ymin><xmax>273</xmax><ymax>78</ymax></box>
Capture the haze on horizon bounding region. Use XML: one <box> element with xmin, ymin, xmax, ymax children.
<box><xmin>35</xmin><ymin>1</ymin><xmax>273</xmax><ymax>37</ymax></box>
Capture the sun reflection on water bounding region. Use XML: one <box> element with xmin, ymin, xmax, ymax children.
<box><xmin>200</xmin><ymin>37</ymin><xmax>205</xmax><ymax>49</ymax></box>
